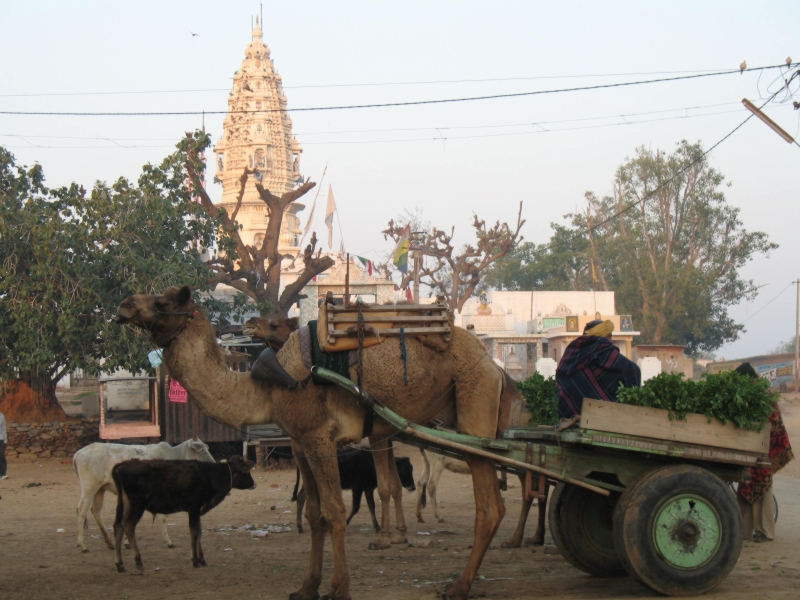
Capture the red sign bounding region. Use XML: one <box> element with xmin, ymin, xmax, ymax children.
<box><xmin>168</xmin><ymin>380</ymin><xmax>188</xmax><ymax>403</ymax></box>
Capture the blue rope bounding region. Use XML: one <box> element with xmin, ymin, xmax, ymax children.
<box><xmin>399</xmin><ymin>327</ymin><xmax>409</xmax><ymax>385</ymax></box>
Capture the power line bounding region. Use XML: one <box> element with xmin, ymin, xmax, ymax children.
<box><xmin>742</xmin><ymin>283</ymin><xmax>794</xmax><ymax>323</ymax></box>
<box><xmin>0</xmin><ymin>102</ymin><xmax>745</xmax><ymax>149</ymax></box>
<box><xmin>1</xmin><ymin>103</ymin><xmax>787</xmax><ymax>149</ymax></box>
<box><xmin>0</xmin><ymin>99</ymin><xmax>755</xmax><ymax>143</ymax></box>
<box><xmin>0</xmin><ymin>64</ymin><xmax>792</xmax><ymax>117</ymax></box>
<box><xmin>0</xmin><ymin>68</ymin><xmax>745</xmax><ymax>97</ymax></box>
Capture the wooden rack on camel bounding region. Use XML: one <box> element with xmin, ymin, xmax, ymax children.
<box><xmin>317</xmin><ymin>290</ymin><xmax>453</xmax><ymax>354</ymax></box>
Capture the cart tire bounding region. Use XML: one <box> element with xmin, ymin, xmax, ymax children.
<box><xmin>613</xmin><ymin>464</ymin><xmax>743</xmax><ymax>596</ymax></box>
<box><xmin>548</xmin><ymin>482</ymin><xmax>626</xmax><ymax>577</ymax></box>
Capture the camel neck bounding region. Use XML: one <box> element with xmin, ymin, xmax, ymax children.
<box><xmin>162</xmin><ymin>313</ymin><xmax>274</xmax><ymax>428</ymax></box>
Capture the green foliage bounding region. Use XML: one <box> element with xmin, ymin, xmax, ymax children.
<box><xmin>771</xmin><ymin>336</ymin><xmax>796</xmax><ymax>355</ymax></box>
<box><xmin>617</xmin><ymin>371</ymin><xmax>776</xmax><ymax>431</ymax></box>
<box><xmin>516</xmin><ymin>373</ymin><xmax>558</xmax><ymax>426</ymax></box>
<box><xmin>0</xmin><ymin>144</ymin><xmax>250</xmax><ymax>390</ymax></box>
<box><xmin>486</xmin><ymin>141</ymin><xmax>776</xmax><ymax>355</ymax></box>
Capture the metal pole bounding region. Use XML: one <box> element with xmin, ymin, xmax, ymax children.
<box><xmin>344</xmin><ymin>253</ymin><xmax>350</xmax><ymax>306</ymax></box>
<box><xmin>413</xmin><ymin>251</ymin><xmax>421</xmax><ymax>303</ymax></box>
<box><xmin>795</xmin><ymin>279</ymin><xmax>799</xmax><ymax>392</ymax></box>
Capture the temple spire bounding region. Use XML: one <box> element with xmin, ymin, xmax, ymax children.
<box><xmin>212</xmin><ymin>22</ymin><xmax>304</xmax><ymax>255</ymax></box>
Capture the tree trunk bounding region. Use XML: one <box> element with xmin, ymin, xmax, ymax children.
<box><xmin>0</xmin><ymin>374</ymin><xmax>67</xmax><ymax>423</ymax></box>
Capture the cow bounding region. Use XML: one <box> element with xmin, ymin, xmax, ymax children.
<box><xmin>293</xmin><ymin>448</ymin><xmax>415</xmax><ymax>533</ymax></box>
<box><xmin>73</xmin><ymin>437</ymin><xmax>214</xmax><ymax>552</ymax></box>
<box><xmin>416</xmin><ymin>448</ymin><xmax>551</xmax><ymax>547</ymax></box>
<box><xmin>112</xmin><ymin>455</ymin><xmax>256</xmax><ymax>572</ymax></box>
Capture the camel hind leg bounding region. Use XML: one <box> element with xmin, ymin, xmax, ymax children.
<box><xmin>446</xmin><ymin>456</ymin><xmax>505</xmax><ymax>600</ymax></box>
<box><xmin>415</xmin><ymin>448</ymin><xmax>431</xmax><ymax>523</ymax></box>
<box><xmin>501</xmin><ymin>475</ymin><xmax>533</xmax><ymax>549</ymax></box>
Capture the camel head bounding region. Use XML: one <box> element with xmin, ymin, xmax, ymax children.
<box><xmin>243</xmin><ymin>316</ymin><xmax>299</xmax><ymax>351</ymax></box>
<box><xmin>116</xmin><ymin>286</ymin><xmax>198</xmax><ymax>347</ymax></box>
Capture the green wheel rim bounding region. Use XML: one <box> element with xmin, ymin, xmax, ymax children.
<box><xmin>652</xmin><ymin>494</ymin><xmax>722</xmax><ymax>570</ymax></box>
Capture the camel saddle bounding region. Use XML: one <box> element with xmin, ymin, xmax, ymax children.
<box><xmin>317</xmin><ymin>293</ymin><xmax>454</xmax><ymax>353</ymax></box>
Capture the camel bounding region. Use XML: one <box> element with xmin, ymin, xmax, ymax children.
<box><xmin>243</xmin><ymin>316</ymin><xmax>298</xmax><ymax>352</ymax></box>
<box><xmin>115</xmin><ymin>286</ymin><xmax>507</xmax><ymax>600</ymax></box>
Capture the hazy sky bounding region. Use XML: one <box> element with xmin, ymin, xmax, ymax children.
<box><xmin>1</xmin><ymin>1</ymin><xmax>798</xmax><ymax>358</ymax></box>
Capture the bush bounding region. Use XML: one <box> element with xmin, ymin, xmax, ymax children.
<box><xmin>516</xmin><ymin>373</ymin><xmax>558</xmax><ymax>426</ymax></box>
<box><xmin>617</xmin><ymin>371</ymin><xmax>776</xmax><ymax>431</ymax></box>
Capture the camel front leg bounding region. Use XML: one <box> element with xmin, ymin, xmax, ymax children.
<box><xmin>290</xmin><ymin>440</ymin><xmax>323</xmax><ymax>600</ymax></box>
<box><xmin>501</xmin><ymin>475</ymin><xmax>532</xmax><ymax>549</ymax></box>
<box><xmin>300</xmin><ymin>435</ymin><xmax>351</xmax><ymax>600</ymax></box>
<box><xmin>446</xmin><ymin>456</ymin><xmax>505</xmax><ymax>600</ymax></box>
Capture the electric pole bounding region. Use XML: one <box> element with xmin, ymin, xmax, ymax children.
<box><xmin>795</xmin><ymin>279</ymin><xmax>799</xmax><ymax>392</ymax></box>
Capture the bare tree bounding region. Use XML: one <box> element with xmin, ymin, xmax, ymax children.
<box><xmin>383</xmin><ymin>203</ymin><xmax>524</xmax><ymax>312</ymax></box>
<box><xmin>183</xmin><ymin>133</ymin><xmax>334</xmax><ymax>318</ymax></box>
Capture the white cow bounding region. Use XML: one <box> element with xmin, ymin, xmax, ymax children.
<box><xmin>415</xmin><ymin>449</ymin><xmax>471</xmax><ymax>523</ymax></box>
<box><xmin>74</xmin><ymin>437</ymin><xmax>214</xmax><ymax>552</ymax></box>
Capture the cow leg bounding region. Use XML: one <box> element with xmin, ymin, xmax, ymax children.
<box><xmin>445</xmin><ymin>456</ymin><xmax>505</xmax><ymax>600</ymax></box>
<box><xmin>385</xmin><ymin>444</ymin><xmax>408</xmax><ymax>544</ymax></box>
<box><xmin>426</xmin><ymin>454</ymin><xmax>446</xmax><ymax>523</ymax></box>
<box><xmin>76</xmin><ymin>487</ymin><xmax>98</xmax><ymax>552</ymax></box>
<box><xmin>189</xmin><ymin>512</ymin><xmax>206</xmax><ymax>567</ymax></box>
<box><xmin>123</xmin><ymin>507</ymin><xmax>146</xmax><ymax>573</ymax></box>
<box><xmin>345</xmin><ymin>485</ymin><xmax>363</xmax><ymax>526</ymax></box>
<box><xmin>415</xmin><ymin>449</ymin><xmax>431</xmax><ymax>523</ymax></box>
<box><xmin>296</xmin><ymin>486</ymin><xmax>306</xmax><ymax>534</ymax></box>
<box><xmin>501</xmin><ymin>475</ymin><xmax>532</xmax><ymax>549</ymax></box>
<box><xmin>290</xmin><ymin>440</ymin><xmax>324</xmax><ymax>600</ymax></box>
<box><xmin>368</xmin><ymin>438</ymin><xmax>407</xmax><ymax>548</ymax></box>
<box><xmin>90</xmin><ymin>488</ymin><xmax>117</xmax><ymax>550</ymax></box>
<box><xmin>525</xmin><ymin>481</ymin><xmax>550</xmax><ymax>545</ymax></box>
<box><xmin>364</xmin><ymin>489</ymin><xmax>380</xmax><ymax>532</ymax></box>
<box><xmin>157</xmin><ymin>513</ymin><xmax>174</xmax><ymax>548</ymax></box>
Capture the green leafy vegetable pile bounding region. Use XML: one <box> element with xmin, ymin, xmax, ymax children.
<box><xmin>617</xmin><ymin>371</ymin><xmax>777</xmax><ymax>431</ymax></box>
<box><xmin>516</xmin><ymin>373</ymin><xmax>558</xmax><ymax>426</ymax></box>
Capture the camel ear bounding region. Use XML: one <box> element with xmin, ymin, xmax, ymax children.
<box><xmin>178</xmin><ymin>286</ymin><xmax>191</xmax><ymax>305</ymax></box>
<box><xmin>286</xmin><ymin>317</ymin><xmax>299</xmax><ymax>330</ymax></box>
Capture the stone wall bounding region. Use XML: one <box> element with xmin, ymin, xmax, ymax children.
<box><xmin>5</xmin><ymin>419</ymin><xmax>99</xmax><ymax>460</ymax></box>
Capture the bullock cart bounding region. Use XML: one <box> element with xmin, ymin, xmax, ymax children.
<box><xmin>312</xmin><ymin>366</ymin><xmax>770</xmax><ymax>597</ymax></box>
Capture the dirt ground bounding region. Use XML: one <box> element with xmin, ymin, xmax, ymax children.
<box><xmin>2</xmin><ymin>397</ymin><xmax>800</xmax><ymax>599</ymax></box>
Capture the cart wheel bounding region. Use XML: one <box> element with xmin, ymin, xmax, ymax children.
<box><xmin>613</xmin><ymin>464</ymin><xmax>743</xmax><ymax>596</ymax></box>
<box><xmin>548</xmin><ymin>482</ymin><xmax>626</xmax><ymax>577</ymax></box>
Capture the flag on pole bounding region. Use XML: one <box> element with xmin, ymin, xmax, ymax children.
<box><xmin>356</xmin><ymin>256</ymin><xmax>373</xmax><ymax>276</ymax></box>
<box><xmin>299</xmin><ymin>195</ymin><xmax>317</xmax><ymax>247</ymax></box>
<box><xmin>325</xmin><ymin>185</ymin><xmax>336</xmax><ymax>248</ymax></box>
<box><xmin>392</xmin><ymin>224</ymin><xmax>410</xmax><ymax>275</ymax></box>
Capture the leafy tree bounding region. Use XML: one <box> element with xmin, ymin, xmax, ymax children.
<box><xmin>771</xmin><ymin>336</ymin><xmax>797</xmax><ymax>355</ymax></box>
<box><xmin>0</xmin><ymin>146</ymin><xmax>217</xmax><ymax>422</ymax></box>
<box><xmin>486</xmin><ymin>141</ymin><xmax>776</xmax><ymax>355</ymax></box>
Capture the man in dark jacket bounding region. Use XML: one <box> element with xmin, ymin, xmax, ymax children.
<box><xmin>556</xmin><ymin>319</ymin><xmax>641</xmax><ymax>419</ymax></box>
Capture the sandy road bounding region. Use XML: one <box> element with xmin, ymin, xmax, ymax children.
<box><xmin>1</xmin><ymin>394</ymin><xmax>799</xmax><ymax>600</ymax></box>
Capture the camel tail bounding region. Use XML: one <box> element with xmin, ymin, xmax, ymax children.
<box><xmin>419</xmin><ymin>483</ymin><xmax>427</xmax><ymax>509</ymax></box>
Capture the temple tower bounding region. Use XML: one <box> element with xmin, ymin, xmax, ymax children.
<box><xmin>213</xmin><ymin>18</ymin><xmax>304</xmax><ymax>255</ymax></box>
